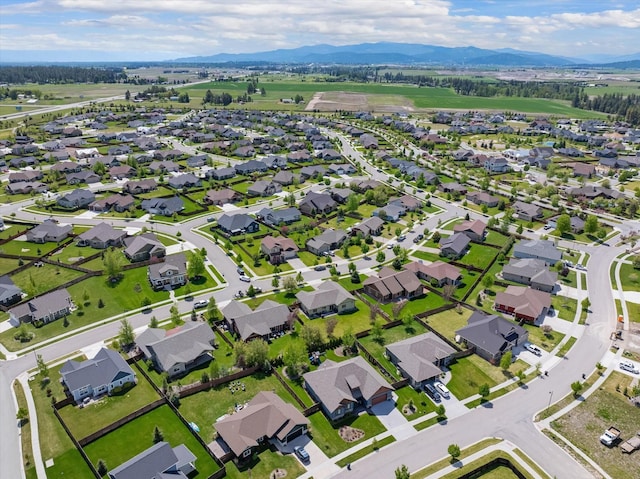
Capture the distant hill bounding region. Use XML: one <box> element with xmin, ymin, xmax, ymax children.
<box><xmin>174</xmin><ymin>42</ymin><xmax>578</xmax><ymax>67</ymax></box>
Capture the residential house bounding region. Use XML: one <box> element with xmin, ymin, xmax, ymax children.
<box><xmin>327</xmin><ymin>163</ymin><xmax>355</xmax><ymax>175</ymax></box>
<box><xmin>303</xmin><ymin>356</ymin><xmax>394</xmax><ymax>421</ymax></box>
<box><xmin>235</xmin><ymin>159</ymin><xmax>267</xmax><ymax>175</ymax></box>
<box><xmin>148</xmin><ymin>253</ymin><xmax>187</xmax><ymax>290</ymax></box>
<box><xmin>352</xmin><ymin>216</ymin><xmax>384</xmax><ymax>237</ymax></box>
<box><xmin>373</xmin><ymin>203</ymin><xmax>406</xmax><ymax>222</ymax></box>
<box><xmin>123</xmin><ymin>233</ymin><xmax>166</xmax><ymax>262</ymax></box>
<box><xmin>502</xmin><ymin>258</ymin><xmax>557</xmax><ymax>293</ymax></box>
<box><xmin>76</xmin><ymin>222</ymin><xmax>127</xmax><ymax>249</ymax></box>
<box><xmin>570</xmin><ymin>216</ymin><xmax>585</xmax><ymax>233</ymax></box>
<box><xmin>319</xmin><ymin>149</ymin><xmax>343</xmax><ymax>161</ymax></box>
<box><xmin>572</xmin><ymin>163</ymin><xmax>596</xmax><ymax>178</ymax></box>
<box><xmin>260</xmin><ymin>236</ymin><xmax>299</xmax><ymax>264</ymax></box>
<box><xmin>390</xmin><ymin>195</ymin><xmax>422</xmax><ymax>212</ymax></box>
<box><xmin>186</xmin><ymin>154</ymin><xmax>208</xmax><ymax>168</ymax></box>
<box><xmin>215</xmin><ymin>391</ymin><xmax>309</xmax><ymax>461</ymax></box>
<box><xmin>107</xmin><ymin>442</ymin><xmax>196</xmax><ymax>479</ymax></box>
<box><xmin>363</xmin><ymin>267</ymin><xmax>424</xmax><ymax>303</ymax></box>
<box><xmin>217</xmin><ymin>213</ymin><xmax>259</xmax><ymax>235</ymax></box>
<box><xmin>465</xmin><ymin>191</ymin><xmax>499</xmax><ymax>207</ymax></box>
<box><xmin>9</xmin><ymin>288</ymin><xmax>73</xmax><ymax>324</ymax></box>
<box><xmin>438</xmin><ymin>182</ymin><xmax>468</xmax><ymax>195</ymax></box>
<box><xmin>140</xmin><ymin>197</ymin><xmax>184</xmax><ymax>216</ymax></box>
<box><xmin>453</xmin><ymin>219</ymin><xmax>487</xmax><ymax>242</ymax></box>
<box><xmin>8</xmin><ymin>170</ymin><xmax>43</xmax><ymax>183</ymax></box>
<box><xmin>221</xmin><ymin>300</ymin><xmax>291</xmax><ymax>342</ymax></box>
<box><xmin>328</xmin><ymin>188</ymin><xmax>352</xmax><ymax>204</ymax></box>
<box><xmin>260</xmin><ymin>155</ymin><xmax>288</xmax><ymax>169</ymax></box>
<box><xmin>455</xmin><ymin>311</ymin><xmax>528</xmax><ymax>364</ymax></box>
<box><xmin>513</xmin><ymin>239</ymin><xmax>562</xmax><ymax>265</ymax></box>
<box><xmin>149</xmin><ymin>160</ymin><xmax>179</xmax><ymax>173</ymax></box>
<box><xmin>494</xmin><ymin>285</ymin><xmax>551</xmax><ymax>323</ymax></box>
<box><xmin>247</xmin><ymin>180</ymin><xmax>282</xmax><ymax>197</ymax></box>
<box><xmin>203</xmin><ymin>188</ymin><xmax>242</xmax><ymax>206</ymax></box>
<box><xmin>26</xmin><ymin>220</ymin><xmax>72</xmax><ymax>243</ymax></box>
<box><xmin>296</xmin><ymin>281</ymin><xmax>356</xmax><ymax>318</ymax></box>
<box><xmin>386</xmin><ymin>333</ymin><xmax>456</xmax><ymax>390</ymax></box>
<box><xmin>512</xmin><ymin>201</ymin><xmax>543</xmax><ymax>222</ymax></box>
<box><xmin>136</xmin><ymin>322</ymin><xmax>215</xmax><ymax>377</ymax></box>
<box><xmin>50</xmin><ymin>161</ymin><xmax>81</xmax><ymax>174</ymax></box>
<box><xmin>89</xmin><ymin>194</ymin><xmax>134</xmax><ymax>213</ymax></box>
<box><xmin>360</xmin><ymin>134</ymin><xmax>379</xmax><ymax>149</ymax></box>
<box><xmin>439</xmin><ymin>233</ymin><xmax>471</xmax><ymax>259</ymax></box>
<box><xmin>256</xmin><ymin>207</ymin><xmax>301</xmax><ymax>226</ymax></box>
<box><xmin>287</xmin><ymin>150</ymin><xmax>311</xmax><ymax>162</ymax></box>
<box><xmin>0</xmin><ymin>275</ymin><xmax>23</xmax><ymax>307</ymax></box>
<box><xmin>207</xmin><ymin>167</ymin><xmax>236</xmax><ymax>181</ymax></box>
<box><xmin>299</xmin><ymin>165</ymin><xmax>326</xmax><ymax>180</ymax></box>
<box><xmin>122</xmin><ymin>179</ymin><xmax>157</xmax><ymax>195</ymax></box>
<box><xmin>168</xmin><ymin>173</ymin><xmax>202</xmax><ymax>190</ymax></box>
<box><xmin>109</xmin><ymin>165</ymin><xmax>136</xmax><ymax>179</ymax></box>
<box><xmin>60</xmin><ymin>348</ymin><xmax>136</xmax><ymax>403</ymax></box>
<box><xmin>484</xmin><ymin>157</ymin><xmax>510</xmax><ymax>173</ymax></box>
<box><xmin>405</xmin><ymin>261</ymin><xmax>462</xmax><ymax>287</ymax></box>
<box><xmin>57</xmin><ymin>189</ymin><xmax>96</xmax><ymax>210</ymax></box>
<box><xmin>568</xmin><ymin>186</ymin><xmax>623</xmax><ymax>201</ymax></box>
<box><xmin>299</xmin><ymin>191</ymin><xmax>337</xmax><ymax>216</ymax></box>
<box><xmin>306</xmin><ymin>229</ymin><xmax>347</xmax><ymax>255</ymax></box>
<box><xmin>6</xmin><ymin>181</ymin><xmax>47</xmax><ymax>195</ymax></box>
<box><xmin>66</xmin><ymin>171</ymin><xmax>101</xmax><ymax>185</ymax></box>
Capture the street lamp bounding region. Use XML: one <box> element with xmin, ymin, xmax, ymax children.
<box><xmin>547</xmin><ymin>390</ymin><xmax>554</xmax><ymax>415</ymax></box>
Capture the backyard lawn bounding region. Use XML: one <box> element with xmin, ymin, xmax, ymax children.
<box><xmin>425</xmin><ymin>308</ymin><xmax>473</xmax><ymax>343</ymax></box>
<box><xmin>0</xmin><ymin>237</ymin><xmax>71</xmax><ymax>256</ymax></box>
<box><xmin>0</xmin><ymin>257</ymin><xmax>21</xmax><ymax>275</ymax></box>
<box><xmin>11</xmin><ymin>263</ymin><xmax>85</xmax><ymax>297</ymax></box>
<box><xmin>372</xmin><ymin>293</ymin><xmax>450</xmax><ymax>318</ymax></box>
<box><xmin>307</xmin><ymin>411</ymin><xmax>386</xmax><ymax>457</ymax></box>
<box><xmin>177</xmin><ymin>371</ymin><xmax>302</xmax><ymax>444</ymax></box>
<box><xmin>456</xmin><ymin>244</ymin><xmax>499</xmax><ymax>270</ymax></box>
<box><xmin>83</xmin><ymin>405</ymin><xmax>221</xmax><ymax>477</ymax></box>
<box><xmin>313</xmin><ymin>299</ymin><xmax>374</xmax><ymax>337</ymax></box>
<box><xmin>58</xmin><ymin>368</ymin><xmax>161</xmax><ymax>439</ymax></box>
<box><xmin>446</xmin><ymin>355</ymin><xmax>527</xmax><ymax>400</ymax></box>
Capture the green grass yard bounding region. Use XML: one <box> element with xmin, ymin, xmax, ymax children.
<box><xmin>551</xmin><ymin>296</ymin><xmax>578</xmax><ymax>322</ymax></box>
<box><xmin>11</xmin><ymin>263</ymin><xmax>85</xmax><ymax>297</ymax></box>
<box><xmin>424</xmin><ymin>308</ymin><xmax>473</xmax><ymax>343</ymax></box>
<box><xmin>306</xmin><ymin>411</ymin><xmax>386</xmax><ymax>457</ymax></box>
<box><xmin>620</xmin><ymin>263</ymin><xmax>640</xmax><ymax>292</ymax></box>
<box><xmin>446</xmin><ymin>355</ymin><xmax>527</xmax><ymax>400</ymax></box>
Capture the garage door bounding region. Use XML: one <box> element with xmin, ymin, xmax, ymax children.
<box><xmin>371</xmin><ymin>394</ymin><xmax>387</xmax><ymax>405</ymax></box>
<box><xmin>286</xmin><ymin>426</ymin><xmax>306</xmax><ymax>442</ymax></box>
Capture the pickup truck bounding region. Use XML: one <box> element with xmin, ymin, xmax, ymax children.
<box><xmin>600</xmin><ymin>426</ymin><xmax>621</xmax><ymax>446</ymax></box>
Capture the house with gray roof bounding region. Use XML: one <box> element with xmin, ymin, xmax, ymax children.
<box><xmin>502</xmin><ymin>258</ymin><xmax>557</xmax><ymax>293</ymax></box>
<box><xmin>60</xmin><ymin>347</ymin><xmax>136</xmax><ymax>402</ymax></box>
<box><xmin>140</xmin><ymin>196</ymin><xmax>184</xmax><ymax>216</ymax></box>
<box><xmin>306</xmin><ymin>229</ymin><xmax>347</xmax><ymax>256</ymax></box>
<box><xmin>513</xmin><ymin>239</ymin><xmax>562</xmax><ymax>265</ymax></box>
<box><xmin>352</xmin><ymin>216</ymin><xmax>384</xmax><ymax>237</ymax></box>
<box><xmin>235</xmin><ymin>159</ymin><xmax>267</xmax><ymax>175</ymax></box>
<box><xmin>207</xmin><ymin>166</ymin><xmax>236</xmax><ymax>181</ymax></box>
<box><xmin>66</xmin><ymin>170</ymin><xmax>101</xmax><ymax>185</ymax></box>
<box><xmin>299</xmin><ymin>191</ymin><xmax>337</xmax><ymax>216</ymax></box>
<box><xmin>513</xmin><ymin>201</ymin><xmax>543</xmax><ymax>222</ymax></box>
<box><xmin>88</xmin><ymin>193</ymin><xmax>134</xmax><ymax>213</ymax></box>
<box><xmin>386</xmin><ymin>332</ymin><xmax>456</xmax><ymax>390</ymax></box>
<box><xmin>455</xmin><ymin>311</ymin><xmax>528</xmax><ymax>364</ymax></box>
<box><xmin>272</xmin><ymin>170</ymin><xmax>297</xmax><ymax>186</ymax></box>
<box><xmin>107</xmin><ymin>442</ymin><xmax>196</xmax><ymax>479</ymax></box>
<box><xmin>9</xmin><ymin>288</ymin><xmax>72</xmax><ymax>325</ymax></box>
<box><xmin>217</xmin><ymin>213</ymin><xmax>259</xmax><ymax>235</ymax></box>
<box><xmin>168</xmin><ymin>173</ymin><xmax>202</xmax><ymax>190</ymax></box>
<box><xmin>221</xmin><ymin>300</ymin><xmax>291</xmax><ymax>342</ymax></box>
<box><xmin>373</xmin><ymin>203</ymin><xmax>406</xmax><ymax>222</ymax></box>
<box><xmin>26</xmin><ymin>220</ymin><xmax>72</xmax><ymax>243</ymax></box>
<box><xmin>57</xmin><ymin>189</ymin><xmax>96</xmax><ymax>210</ymax></box>
<box><xmin>123</xmin><ymin>233</ymin><xmax>166</xmax><ymax>262</ymax></box>
<box><xmin>204</xmin><ymin>188</ymin><xmax>242</xmax><ymax>206</ymax></box>
<box><xmin>466</xmin><ymin>191</ymin><xmax>499</xmax><ymax>207</ymax></box>
<box><xmin>303</xmin><ymin>356</ymin><xmax>393</xmax><ymax>421</ymax></box>
<box><xmin>256</xmin><ymin>207</ymin><xmax>300</xmax><ymax>226</ymax></box>
<box><xmin>215</xmin><ymin>391</ymin><xmax>309</xmax><ymax>460</ymax></box>
<box><xmin>247</xmin><ymin>180</ymin><xmax>282</xmax><ymax>197</ymax></box>
<box><xmin>6</xmin><ymin>181</ymin><xmax>48</xmax><ymax>195</ymax></box>
<box><xmin>327</xmin><ymin>163</ymin><xmax>355</xmax><ymax>175</ymax></box>
<box><xmin>439</xmin><ymin>232</ymin><xmax>471</xmax><ymax>259</ymax></box>
<box><xmin>260</xmin><ymin>155</ymin><xmax>288</xmax><ymax>169</ymax></box>
<box><xmin>0</xmin><ymin>275</ymin><xmax>22</xmax><ymax>307</ymax></box>
<box><xmin>299</xmin><ymin>165</ymin><xmax>326</xmax><ymax>179</ymax></box>
<box><xmin>76</xmin><ymin>222</ymin><xmax>127</xmax><ymax>249</ymax></box>
<box><xmin>148</xmin><ymin>253</ymin><xmax>187</xmax><ymax>290</ymax></box>
<box><xmin>260</xmin><ymin>236</ymin><xmax>299</xmax><ymax>264</ymax></box>
<box><xmin>296</xmin><ymin>281</ymin><xmax>356</xmax><ymax>318</ymax></box>
<box><xmin>122</xmin><ymin>178</ymin><xmax>157</xmax><ymax>195</ymax></box>
<box><xmin>136</xmin><ymin>322</ymin><xmax>215</xmax><ymax>377</ymax></box>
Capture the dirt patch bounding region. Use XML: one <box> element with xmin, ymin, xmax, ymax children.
<box><xmin>339</xmin><ymin>425</ymin><xmax>365</xmax><ymax>442</ymax></box>
<box><xmin>270</xmin><ymin>468</ymin><xmax>287</xmax><ymax>479</ymax></box>
<box><xmin>305</xmin><ymin>91</ymin><xmax>414</xmax><ymax>113</ymax></box>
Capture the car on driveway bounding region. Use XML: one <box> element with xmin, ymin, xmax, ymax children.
<box><xmin>193</xmin><ymin>299</ymin><xmax>208</xmax><ymax>309</ymax></box>
<box><xmin>424</xmin><ymin>383</ymin><xmax>441</xmax><ymax>402</ymax></box>
<box><xmin>524</xmin><ymin>343</ymin><xmax>542</xmax><ymax>356</ymax></box>
<box><xmin>434</xmin><ymin>381</ymin><xmax>450</xmax><ymax>399</ymax></box>
<box><xmin>620</xmin><ymin>360</ymin><xmax>639</xmax><ymax>374</ymax></box>
<box><xmin>294</xmin><ymin>446</ymin><xmax>310</xmax><ymax>463</ymax></box>
<box><xmin>239</xmin><ymin>275</ymin><xmax>251</xmax><ymax>283</ymax></box>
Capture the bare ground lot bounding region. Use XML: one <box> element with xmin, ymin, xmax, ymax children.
<box><xmin>306</xmin><ymin>91</ymin><xmax>415</xmax><ymax>113</ymax></box>
<box><xmin>551</xmin><ymin>371</ymin><xmax>640</xmax><ymax>479</ymax></box>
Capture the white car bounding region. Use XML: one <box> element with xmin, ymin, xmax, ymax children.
<box><xmin>434</xmin><ymin>381</ymin><xmax>450</xmax><ymax>399</ymax></box>
<box><xmin>239</xmin><ymin>275</ymin><xmax>251</xmax><ymax>283</ymax></box>
<box><xmin>524</xmin><ymin>343</ymin><xmax>542</xmax><ymax>356</ymax></box>
<box><xmin>620</xmin><ymin>360</ymin><xmax>639</xmax><ymax>374</ymax></box>
<box><xmin>193</xmin><ymin>299</ymin><xmax>208</xmax><ymax>309</ymax></box>
<box><xmin>387</xmin><ymin>243</ymin><xmax>395</xmax><ymax>249</ymax></box>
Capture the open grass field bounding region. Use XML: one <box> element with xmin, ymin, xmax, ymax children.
<box><xmin>552</xmin><ymin>372</ymin><xmax>640</xmax><ymax>479</ymax></box>
<box><xmin>83</xmin><ymin>404</ymin><xmax>221</xmax><ymax>477</ymax></box>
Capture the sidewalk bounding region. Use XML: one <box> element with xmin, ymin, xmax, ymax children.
<box><xmin>18</xmin><ymin>373</ymin><xmax>46</xmax><ymax>479</ymax></box>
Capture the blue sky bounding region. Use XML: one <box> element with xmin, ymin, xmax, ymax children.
<box><xmin>0</xmin><ymin>0</ymin><xmax>638</xmax><ymax>62</ymax></box>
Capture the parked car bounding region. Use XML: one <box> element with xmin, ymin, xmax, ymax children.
<box><xmin>294</xmin><ymin>446</ymin><xmax>310</xmax><ymax>462</ymax></box>
<box><xmin>239</xmin><ymin>275</ymin><xmax>251</xmax><ymax>283</ymax></box>
<box><xmin>206</xmin><ymin>217</ymin><xmax>216</xmax><ymax>222</ymax></box>
<box><xmin>314</xmin><ymin>265</ymin><xmax>327</xmax><ymax>271</ymax></box>
<box><xmin>424</xmin><ymin>383</ymin><xmax>441</xmax><ymax>403</ymax></box>
<box><xmin>398</xmin><ymin>234</ymin><xmax>406</xmax><ymax>241</ymax></box>
<box><xmin>525</xmin><ymin>343</ymin><xmax>542</xmax><ymax>356</ymax></box>
<box><xmin>193</xmin><ymin>299</ymin><xmax>208</xmax><ymax>309</ymax></box>
<box><xmin>434</xmin><ymin>381</ymin><xmax>450</xmax><ymax>399</ymax></box>
<box><xmin>387</xmin><ymin>242</ymin><xmax>395</xmax><ymax>249</ymax></box>
<box><xmin>620</xmin><ymin>360</ymin><xmax>639</xmax><ymax>374</ymax></box>
<box><xmin>237</xmin><ymin>266</ymin><xmax>245</xmax><ymax>275</ymax></box>
<box><xmin>413</xmin><ymin>234</ymin><xmax>424</xmax><ymax>243</ymax></box>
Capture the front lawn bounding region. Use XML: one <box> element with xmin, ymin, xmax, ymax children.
<box><xmin>522</xmin><ymin>323</ymin><xmax>565</xmax><ymax>351</ymax></box>
<box><xmin>177</xmin><ymin>371</ymin><xmax>302</xmax><ymax>444</ymax></box>
<box><xmin>551</xmin><ymin>296</ymin><xmax>578</xmax><ymax>322</ymax></box>
<box><xmin>446</xmin><ymin>355</ymin><xmax>527</xmax><ymax>400</ymax></box>
<box><xmin>223</xmin><ymin>446</ymin><xmax>305</xmax><ymax>479</ymax></box>
<box><xmin>394</xmin><ymin>385</ymin><xmax>437</xmax><ymax>419</ymax></box>
<box><xmin>620</xmin><ymin>263</ymin><xmax>640</xmax><ymax>292</ymax></box>
<box><xmin>307</xmin><ymin>411</ymin><xmax>386</xmax><ymax>457</ymax></box>
<box><xmin>83</xmin><ymin>405</ymin><xmax>221</xmax><ymax>477</ymax></box>
<box><xmin>58</xmin><ymin>368</ymin><xmax>161</xmax><ymax>439</ymax></box>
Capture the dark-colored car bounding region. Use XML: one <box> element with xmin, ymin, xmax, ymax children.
<box><xmin>314</xmin><ymin>265</ymin><xmax>326</xmax><ymax>271</ymax></box>
<box><xmin>413</xmin><ymin>234</ymin><xmax>424</xmax><ymax>243</ymax></box>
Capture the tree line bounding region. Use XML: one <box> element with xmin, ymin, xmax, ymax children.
<box><xmin>0</xmin><ymin>66</ymin><xmax>126</xmax><ymax>84</ymax></box>
<box><xmin>572</xmin><ymin>92</ymin><xmax>640</xmax><ymax>125</ymax></box>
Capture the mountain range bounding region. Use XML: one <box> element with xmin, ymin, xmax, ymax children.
<box><xmin>174</xmin><ymin>42</ymin><xmax>640</xmax><ymax>67</ymax></box>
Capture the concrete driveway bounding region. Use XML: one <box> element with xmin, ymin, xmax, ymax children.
<box><xmin>370</xmin><ymin>395</ymin><xmax>416</xmax><ymax>440</ymax></box>
<box><xmin>283</xmin><ymin>434</ymin><xmax>337</xmax><ymax>474</ymax></box>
